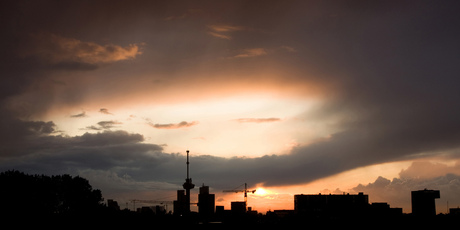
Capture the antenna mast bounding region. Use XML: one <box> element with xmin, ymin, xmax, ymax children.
<box><xmin>186</xmin><ymin>150</ymin><xmax>190</xmax><ymax>179</ymax></box>
<box><xmin>182</xmin><ymin>149</ymin><xmax>195</xmax><ymax>214</ymax></box>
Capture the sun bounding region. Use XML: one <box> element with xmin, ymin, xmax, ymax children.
<box><xmin>254</xmin><ymin>188</ymin><xmax>269</xmax><ymax>196</ymax></box>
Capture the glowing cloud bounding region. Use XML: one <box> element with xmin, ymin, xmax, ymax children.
<box><xmin>208</xmin><ymin>25</ymin><xmax>245</xmax><ymax>32</ymax></box>
<box><xmin>233</xmin><ymin>48</ymin><xmax>267</xmax><ymax>58</ymax></box>
<box><xmin>207</xmin><ymin>24</ymin><xmax>246</xmax><ymax>40</ymax></box>
<box><xmin>21</xmin><ymin>33</ymin><xmax>143</xmax><ymax>65</ymax></box>
<box><xmin>207</xmin><ymin>31</ymin><xmax>232</xmax><ymax>40</ymax></box>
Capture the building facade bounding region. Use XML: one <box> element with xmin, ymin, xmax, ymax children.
<box><xmin>198</xmin><ymin>184</ymin><xmax>215</xmax><ymax>219</ymax></box>
<box><xmin>411</xmin><ymin>189</ymin><xmax>440</xmax><ymax>216</ymax></box>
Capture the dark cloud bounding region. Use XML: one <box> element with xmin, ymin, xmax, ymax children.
<box><xmin>70</xmin><ymin>111</ymin><xmax>87</xmax><ymax>118</ymax></box>
<box><xmin>22</xmin><ymin>121</ymin><xmax>56</xmax><ymax>135</ymax></box>
<box><xmin>83</xmin><ymin>121</ymin><xmax>122</xmax><ymax>131</ymax></box>
<box><xmin>0</xmin><ymin>115</ymin><xmax>58</xmax><ymax>158</ymax></box>
<box><xmin>99</xmin><ymin>108</ymin><xmax>113</xmax><ymax>115</ymax></box>
<box><xmin>148</xmin><ymin>121</ymin><xmax>199</xmax><ymax>129</ymax></box>
<box><xmin>97</xmin><ymin>121</ymin><xmax>122</xmax><ymax>129</ymax></box>
<box><xmin>74</xmin><ymin>130</ymin><xmax>144</xmax><ymax>147</ymax></box>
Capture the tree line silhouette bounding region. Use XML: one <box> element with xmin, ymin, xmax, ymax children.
<box><xmin>0</xmin><ymin>170</ymin><xmax>173</xmax><ymax>227</ymax></box>
<box><xmin>0</xmin><ymin>170</ymin><xmax>103</xmax><ymax>217</ymax></box>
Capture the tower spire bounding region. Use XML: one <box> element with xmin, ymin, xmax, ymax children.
<box><xmin>186</xmin><ymin>150</ymin><xmax>190</xmax><ymax>179</ymax></box>
<box><xmin>182</xmin><ymin>149</ymin><xmax>195</xmax><ymax>214</ymax></box>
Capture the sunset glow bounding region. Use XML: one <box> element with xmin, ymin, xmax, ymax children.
<box><xmin>254</xmin><ymin>188</ymin><xmax>269</xmax><ymax>196</ymax></box>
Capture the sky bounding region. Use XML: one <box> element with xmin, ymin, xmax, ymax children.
<box><xmin>1</xmin><ymin>0</ymin><xmax>460</xmax><ymax>213</ymax></box>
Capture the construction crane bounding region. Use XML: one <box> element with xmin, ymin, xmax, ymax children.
<box><xmin>129</xmin><ymin>199</ymin><xmax>174</xmax><ymax>211</ymax></box>
<box><xmin>223</xmin><ymin>183</ymin><xmax>256</xmax><ymax>203</ymax></box>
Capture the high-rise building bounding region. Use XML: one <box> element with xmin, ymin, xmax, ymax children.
<box><xmin>173</xmin><ymin>190</ymin><xmax>188</xmax><ymax>216</ymax></box>
<box><xmin>411</xmin><ymin>189</ymin><xmax>440</xmax><ymax>216</ymax></box>
<box><xmin>198</xmin><ymin>184</ymin><xmax>215</xmax><ymax>219</ymax></box>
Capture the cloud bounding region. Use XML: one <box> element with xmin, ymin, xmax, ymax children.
<box><xmin>74</xmin><ymin>130</ymin><xmax>144</xmax><ymax>147</ymax></box>
<box><xmin>23</xmin><ymin>121</ymin><xmax>56</xmax><ymax>135</ymax></box>
<box><xmin>70</xmin><ymin>111</ymin><xmax>87</xmax><ymax>118</ymax></box>
<box><xmin>233</xmin><ymin>118</ymin><xmax>281</xmax><ymax>123</ymax></box>
<box><xmin>0</xmin><ymin>131</ymin><xmax>160</xmax><ymax>177</ymax></box>
<box><xmin>207</xmin><ymin>24</ymin><xmax>246</xmax><ymax>40</ymax></box>
<box><xmin>351</xmin><ymin>175</ymin><xmax>460</xmax><ymax>213</ymax></box>
<box><xmin>232</xmin><ymin>48</ymin><xmax>267</xmax><ymax>58</ymax></box>
<box><xmin>208</xmin><ymin>25</ymin><xmax>246</xmax><ymax>33</ymax></box>
<box><xmin>97</xmin><ymin>121</ymin><xmax>122</xmax><ymax>129</ymax></box>
<box><xmin>207</xmin><ymin>32</ymin><xmax>232</xmax><ymax>40</ymax></box>
<box><xmin>99</xmin><ymin>108</ymin><xmax>113</xmax><ymax>115</ymax></box>
<box><xmin>19</xmin><ymin>33</ymin><xmax>143</xmax><ymax>68</ymax></box>
<box><xmin>347</xmin><ymin>161</ymin><xmax>460</xmax><ymax>212</ymax></box>
<box><xmin>83</xmin><ymin>120</ymin><xmax>122</xmax><ymax>131</ymax></box>
<box><xmin>148</xmin><ymin>121</ymin><xmax>199</xmax><ymax>129</ymax></box>
<box><xmin>399</xmin><ymin>161</ymin><xmax>460</xmax><ymax>180</ymax></box>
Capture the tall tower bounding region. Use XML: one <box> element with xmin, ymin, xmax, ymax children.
<box><xmin>182</xmin><ymin>150</ymin><xmax>195</xmax><ymax>214</ymax></box>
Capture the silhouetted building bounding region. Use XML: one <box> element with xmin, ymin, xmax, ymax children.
<box><xmin>449</xmin><ymin>207</ymin><xmax>460</xmax><ymax>216</ymax></box>
<box><xmin>198</xmin><ymin>184</ymin><xmax>215</xmax><ymax>219</ymax></box>
<box><xmin>370</xmin><ymin>202</ymin><xmax>402</xmax><ymax>217</ymax></box>
<box><xmin>231</xmin><ymin>201</ymin><xmax>247</xmax><ymax>215</ymax></box>
<box><xmin>174</xmin><ymin>190</ymin><xmax>188</xmax><ymax>216</ymax></box>
<box><xmin>107</xmin><ymin>199</ymin><xmax>120</xmax><ymax>211</ymax></box>
<box><xmin>294</xmin><ymin>192</ymin><xmax>369</xmax><ymax>217</ymax></box>
<box><xmin>215</xmin><ymin>205</ymin><xmax>225</xmax><ymax>219</ymax></box>
<box><xmin>272</xmin><ymin>210</ymin><xmax>295</xmax><ymax>218</ymax></box>
<box><xmin>411</xmin><ymin>189</ymin><xmax>440</xmax><ymax>216</ymax></box>
<box><xmin>247</xmin><ymin>207</ymin><xmax>258</xmax><ymax>215</ymax></box>
<box><xmin>138</xmin><ymin>205</ymin><xmax>166</xmax><ymax>214</ymax></box>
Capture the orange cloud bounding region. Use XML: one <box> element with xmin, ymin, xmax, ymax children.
<box><xmin>208</xmin><ymin>25</ymin><xmax>245</xmax><ymax>32</ymax></box>
<box><xmin>233</xmin><ymin>48</ymin><xmax>267</xmax><ymax>58</ymax></box>
<box><xmin>207</xmin><ymin>31</ymin><xmax>232</xmax><ymax>40</ymax></box>
<box><xmin>207</xmin><ymin>24</ymin><xmax>246</xmax><ymax>40</ymax></box>
<box><xmin>21</xmin><ymin>33</ymin><xmax>143</xmax><ymax>65</ymax></box>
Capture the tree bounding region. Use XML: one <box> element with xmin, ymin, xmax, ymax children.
<box><xmin>0</xmin><ymin>170</ymin><xmax>103</xmax><ymax>217</ymax></box>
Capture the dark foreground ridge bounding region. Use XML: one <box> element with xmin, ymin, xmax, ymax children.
<box><xmin>1</xmin><ymin>170</ymin><xmax>460</xmax><ymax>228</ymax></box>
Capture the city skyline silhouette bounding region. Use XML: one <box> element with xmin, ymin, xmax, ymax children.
<box><xmin>2</xmin><ymin>170</ymin><xmax>459</xmax><ymax>227</ymax></box>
